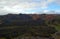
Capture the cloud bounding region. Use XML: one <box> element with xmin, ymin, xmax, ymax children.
<box><xmin>0</xmin><ymin>0</ymin><xmax>57</xmax><ymax>14</ymax></box>
<box><xmin>43</xmin><ymin>10</ymin><xmax>49</xmax><ymax>13</ymax></box>
<box><xmin>55</xmin><ymin>0</ymin><xmax>60</xmax><ymax>5</ymax></box>
<box><xmin>47</xmin><ymin>0</ymin><xmax>54</xmax><ymax>3</ymax></box>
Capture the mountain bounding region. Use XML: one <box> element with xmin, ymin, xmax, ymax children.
<box><xmin>0</xmin><ymin>13</ymin><xmax>60</xmax><ymax>26</ymax></box>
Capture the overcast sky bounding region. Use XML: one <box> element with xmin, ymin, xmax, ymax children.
<box><xmin>0</xmin><ymin>0</ymin><xmax>60</xmax><ymax>15</ymax></box>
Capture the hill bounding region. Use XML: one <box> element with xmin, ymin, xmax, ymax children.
<box><xmin>0</xmin><ymin>14</ymin><xmax>59</xmax><ymax>39</ymax></box>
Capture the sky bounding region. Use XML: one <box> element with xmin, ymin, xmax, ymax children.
<box><xmin>0</xmin><ymin>0</ymin><xmax>60</xmax><ymax>15</ymax></box>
